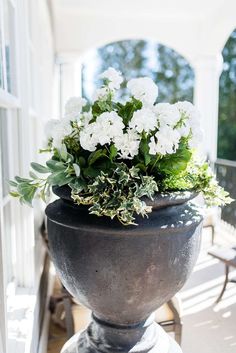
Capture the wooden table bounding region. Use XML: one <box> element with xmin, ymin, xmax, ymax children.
<box><xmin>208</xmin><ymin>246</ymin><xmax>236</xmax><ymax>303</ymax></box>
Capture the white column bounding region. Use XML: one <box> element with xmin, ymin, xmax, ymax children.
<box><xmin>193</xmin><ymin>54</ymin><xmax>223</xmax><ymax>162</ymax></box>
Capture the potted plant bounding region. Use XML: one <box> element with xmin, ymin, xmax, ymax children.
<box><xmin>10</xmin><ymin>68</ymin><xmax>231</xmax><ymax>353</ymax></box>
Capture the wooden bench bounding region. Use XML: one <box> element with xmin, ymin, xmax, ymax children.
<box><xmin>208</xmin><ymin>246</ymin><xmax>236</xmax><ymax>302</ymax></box>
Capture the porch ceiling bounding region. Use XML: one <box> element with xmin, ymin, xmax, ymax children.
<box><xmin>49</xmin><ymin>0</ymin><xmax>236</xmax><ymax>60</ymax></box>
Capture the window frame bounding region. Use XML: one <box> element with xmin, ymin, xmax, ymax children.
<box><xmin>0</xmin><ymin>0</ymin><xmax>52</xmax><ymax>350</ymax></box>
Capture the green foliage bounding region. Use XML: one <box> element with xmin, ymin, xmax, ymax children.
<box><xmin>160</xmin><ymin>159</ymin><xmax>233</xmax><ymax>207</ymax></box>
<box><xmin>72</xmin><ymin>163</ymin><xmax>158</xmax><ymax>225</ymax></box>
<box><xmin>116</xmin><ymin>98</ymin><xmax>142</xmax><ymax>125</ymax></box>
<box><xmin>218</xmin><ymin>28</ymin><xmax>236</xmax><ymax>160</ymax></box>
<box><xmin>155</xmin><ymin>142</ymin><xmax>192</xmax><ymax>175</ymax></box>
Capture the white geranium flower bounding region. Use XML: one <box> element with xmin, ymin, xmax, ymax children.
<box><xmin>149</xmin><ymin>126</ymin><xmax>180</xmax><ymax>155</ymax></box>
<box><xmin>78</xmin><ymin>111</ymin><xmax>93</xmax><ymax>128</ymax></box>
<box><xmin>79</xmin><ymin>111</ymin><xmax>124</xmax><ymax>151</ymax></box>
<box><xmin>100</xmin><ymin>67</ymin><xmax>123</xmax><ymax>90</ymax></box>
<box><xmin>79</xmin><ymin>122</ymin><xmax>97</xmax><ymax>152</ymax></box>
<box><xmin>47</xmin><ymin>119</ymin><xmax>73</xmax><ymax>149</ymax></box>
<box><xmin>93</xmin><ymin>87</ymin><xmax>110</xmax><ymax>101</ymax></box>
<box><xmin>129</xmin><ymin>107</ymin><xmax>157</xmax><ymax>133</ymax></box>
<box><xmin>177</xmin><ymin>123</ymin><xmax>191</xmax><ymax>138</ymax></box>
<box><xmin>175</xmin><ymin>101</ymin><xmax>197</xmax><ymax>118</ymax></box>
<box><xmin>127</xmin><ymin>77</ymin><xmax>158</xmax><ymax>105</ymax></box>
<box><xmin>114</xmin><ymin>129</ymin><xmax>140</xmax><ymax>159</ymax></box>
<box><xmin>64</xmin><ymin>96</ymin><xmax>87</xmax><ymax>120</ymax></box>
<box><xmin>154</xmin><ymin>103</ymin><xmax>180</xmax><ymax>127</ymax></box>
<box><xmin>44</xmin><ymin>119</ymin><xmax>60</xmax><ymax>140</ymax></box>
<box><xmin>175</xmin><ymin>101</ymin><xmax>203</xmax><ymax>148</ymax></box>
<box><xmin>189</xmin><ymin>128</ymin><xmax>204</xmax><ymax>149</ymax></box>
<box><xmin>95</xmin><ymin>111</ymin><xmax>124</xmax><ymax>145</ymax></box>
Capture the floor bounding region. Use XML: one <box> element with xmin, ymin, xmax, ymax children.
<box><xmin>180</xmin><ymin>223</ymin><xmax>236</xmax><ymax>353</ymax></box>
<box><xmin>47</xmin><ymin>222</ymin><xmax>236</xmax><ymax>353</ymax></box>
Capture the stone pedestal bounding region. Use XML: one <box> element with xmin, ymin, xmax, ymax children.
<box><xmin>61</xmin><ymin>314</ymin><xmax>182</xmax><ymax>353</ymax></box>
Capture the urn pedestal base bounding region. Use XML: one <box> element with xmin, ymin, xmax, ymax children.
<box><xmin>61</xmin><ymin>314</ymin><xmax>182</xmax><ymax>353</ymax></box>
<box><xmin>46</xmin><ymin>192</ymin><xmax>202</xmax><ymax>353</ymax></box>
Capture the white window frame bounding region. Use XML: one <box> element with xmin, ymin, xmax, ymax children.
<box><xmin>0</xmin><ymin>0</ymin><xmax>54</xmax><ymax>351</ymax></box>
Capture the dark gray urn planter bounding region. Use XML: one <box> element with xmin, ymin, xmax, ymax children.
<box><xmin>46</xmin><ymin>187</ymin><xmax>203</xmax><ymax>353</ymax></box>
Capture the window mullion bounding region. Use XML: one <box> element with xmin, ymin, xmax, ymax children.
<box><xmin>0</xmin><ymin>109</ymin><xmax>9</xmax><ymax>353</ymax></box>
<box><xmin>0</xmin><ymin>0</ymin><xmax>8</xmax><ymax>92</ymax></box>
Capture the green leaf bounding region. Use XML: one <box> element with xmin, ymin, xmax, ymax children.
<box><xmin>8</xmin><ymin>180</ymin><xmax>17</xmax><ymax>187</ymax></box>
<box><xmin>140</xmin><ymin>138</ymin><xmax>151</xmax><ymax>166</ymax></box>
<box><xmin>24</xmin><ymin>187</ymin><xmax>37</xmax><ymax>205</ymax></box>
<box><xmin>47</xmin><ymin>171</ymin><xmax>74</xmax><ymax>186</ymax></box>
<box><xmin>117</xmin><ymin>99</ymin><xmax>142</xmax><ymax>125</ymax></box>
<box><xmin>78</xmin><ymin>156</ymin><xmax>86</xmax><ymax>167</ymax></box>
<box><xmin>46</xmin><ymin>159</ymin><xmax>66</xmax><ymax>172</ymax></box>
<box><xmin>10</xmin><ymin>191</ymin><xmax>20</xmax><ymax>197</ymax></box>
<box><xmin>15</xmin><ymin>176</ymin><xmax>32</xmax><ymax>183</ymax></box>
<box><xmin>60</xmin><ymin>144</ymin><xmax>68</xmax><ymax>161</ymax></box>
<box><xmin>83</xmin><ymin>166</ymin><xmax>100</xmax><ymax>178</ymax></box>
<box><xmin>134</xmin><ymin>163</ymin><xmax>146</xmax><ymax>172</ymax></box>
<box><xmin>17</xmin><ymin>182</ymin><xmax>34</xmax><ymax>194</ymax></box>
<box><xmin>109</xmin><ymin>144</ymin><xmax>118</xmax><ymax>160</ymax></box>
<box><xmin>29</xmin><ymin>171</ymin><xmax>38</xmax><ymax>179</ymax></box>
<box><xmin>88</xmin><ymin>149</ymin><xmax>108</xmax><ymax>166</ymax></box>
<box><xmin>17</xmin><ymin>182</ymin><xmax>37</xmax><ymax>205</ymax></box>
<box><xmin>73</xmin><ymin>163</ymin><xmax>81</xmax><ymax>177</ymax></box>
<box><xmin>31</xmin><ymin>162</ymin><xmax>49</xmax><ymax>174</ymax></box>
<box><xmin>157</xmin><ymin>147</ymin><xmax>192</xmax><ymax>175</ymax></box>
<box><xmin>69</xmin><ymin>178</ymin><xmax>86</xmax><ymax>192</ymax></box>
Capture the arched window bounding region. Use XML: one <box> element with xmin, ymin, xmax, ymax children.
<box><xmin>218</xmin><ymin>29</ymin><xmax>236</xmax><ymax>160</ymax></box>
<box><xmin>82</xmin><ymin>40</ymin><xmax>194</xmax><ymax>103</ymax></box>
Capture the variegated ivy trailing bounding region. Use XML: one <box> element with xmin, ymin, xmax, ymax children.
<box><xmin>10</xmin><ymin>68</ymin><xmax>232</xmax><ymax>225</ymax></box>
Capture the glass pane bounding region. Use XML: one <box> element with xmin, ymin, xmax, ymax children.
<box><xmin>4</xmin><ymin>0</ymin><xmax>17</xmax><ymax>94</ymax></box>
<box><xmin>0</xmin><ymin>22</ymin><xmax>4</xmax><ymax>89</ymax></box>
<box><xmin>3</xmin><ymin>202</ymin><xmax>15</xmax><ymax>283</ymax></box>
<box><xmin>29</xmin><ymin>50</ymin><xmax>36</xmax><ymax>108</ymax></box>
<box><xmin>27</xmin><ymin>0</ymin><xmax>33</xmax><ymax>41</ymax></box>
<box><xmin>0</xmin><ymin>108</ymin><xmax>10</xmax><ymax>197</ymax></box>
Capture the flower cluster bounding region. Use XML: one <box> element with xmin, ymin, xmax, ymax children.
<box><xmin>10</xmin><ymin>67</ymin><xmax>232</xmax><ymax>225</ymax></box>
<box><xmin>46</xmin><ymin>72</ymin><xmax>203</xmax><ymax>159</ymax></box>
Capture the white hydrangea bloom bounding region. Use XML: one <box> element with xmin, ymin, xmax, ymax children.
<box><xmin>127</xmin><ymin>77</ymin><xmax>158</xmax><ymax>105</ymax></box>
<box><xmin>129</xmin><ymin>107</ymin><xmax>157</xmax><ymax>133</ymax></box>
<box><xmin>154</xmin><ymin>103</ymin><xmax>181</xmax><ymax>127</ymax></box>
<box><xmin>100</xmin><ymin>67</ymin><xmax>123</xmax><ymax>90</ymax></box>
<box><xmin>79</xmin><ymin>111</ymin><xmax>124</xmax><ymax>151</ymax></box>
<box><xmin>93</xmin><ymin>87</ymin><xmax>110</xmax><ymax>101</ymax></box>
<box><xmin>149</xmin><ymin>126</ymin><xmax>180</xmax><ymax>155</ymax></box>
<box><xmin>64</xmin><ymin>97</ymin><xmax>86</xmax><ymax>120</ymax></box>
<box><xmin>114</xmin><ymin>129</ymin><xmax>140</xmax><ymax>159</ymax></box>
